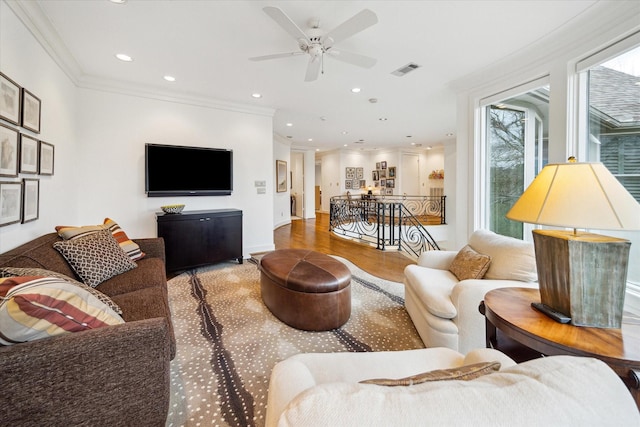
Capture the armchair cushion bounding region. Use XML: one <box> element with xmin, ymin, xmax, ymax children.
<box><xmin>404</xmin><ymin>265</ymin><xmax>458</xmax><ymax>318</ymax></box>
<box><xmin>448</xmin><ymin>245</ymin><xmax>491</xmax><ymax>280</ymax></box>
<box><xmin>468</xmin><ymin>229</ymin><xmax>537</xmax><ymax>282</ymax></box>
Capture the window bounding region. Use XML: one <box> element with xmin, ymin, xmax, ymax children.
<box><xmin>482</xmin><ymin>87</ymin><xmax>549</xmax><ymax>239</ymax></box>
<box><xmin>581</xmin><ymin>43</ymin><xmax>640</xmax><ymax>286</ymax></box>
<box><xmin>586</xmin><ymin>46</ymin><xmax>640</xmax><ymax>202</ymax></box>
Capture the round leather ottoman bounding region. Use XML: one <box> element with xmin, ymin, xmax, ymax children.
<box><xmin>259</xmin><ymin>249</ymin><xmax>352</xmax><ymax>331</ymax></box>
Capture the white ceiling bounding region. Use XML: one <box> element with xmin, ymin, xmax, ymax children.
<box><xmin>29</xmin><ymin>0</ymin><xmax>599</xmax><ymax>151</ymax></box>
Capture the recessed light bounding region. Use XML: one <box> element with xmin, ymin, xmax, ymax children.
<box><xmin>251</xmin><ymin>93</ymin><xmax>262</xmax><ymax>98</ymax></box>
<box><xmin>316</xmin><ymin>148</ymin><xmax>320</xmax><ymax>152</ymax></box>
<box><xmin>163</xmin><ymin>75</ymin><xmax>176</xmax><ymax>82</ymax></box>
<box><xmin>286</xmin><ymin>123</ymin><xmax>293</xmax><ymax>127</ymax></box>
<box><xmin>351</xmin><ymin>87</ymin><xmax>361</xmax><ymax>93</ymax></box>
<box><xmin>446</xmin><ymin>133</ymin><xmax>454</xmax><ymax>137</ymax></box>
<box><xmin>342</xmin><ymin>131</ymin><xmax>349</xmax><ymax>135</ymax></box>
<box><xmin>426</xmin><ymin>146</ymin><xmax>432</xmax><ymax>150</ymax></box>
<box><xmin>411</xmin><ymin>142</ymin><xmax>416</xmax><ymax>146</ymax></box>
<box><xmin>308</xmin><ymin>138</ymin><xmax>313</xmax><ymax>142</ymax></box>
<box><xmin>115</xmin><ymin>53</ymin><xmax>133</xmax><ymax>62</ymax></box>
<box><xmin>110</xmin><ymin>0</ymin><xmax>127</xmax><ymax>4</ymax></box>
<box><xmin>344</xmin><ymin>144</ymin><xmax>348</xmax><ymax>147</ymax></box>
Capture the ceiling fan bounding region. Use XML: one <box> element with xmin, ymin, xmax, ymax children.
<box><xmin>250</xmin><ymin>7</ymin><xmax>378</xmax><ymax>82</ymax></box>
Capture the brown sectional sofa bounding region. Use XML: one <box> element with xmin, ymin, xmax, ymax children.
<box><xmin>0</xmin><ymin>232</ymin><xmax>175</xmax><ymax>426</ymax></box>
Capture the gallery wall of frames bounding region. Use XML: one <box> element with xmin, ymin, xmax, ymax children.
<box><xmin>0</xmin><ymin>71</ymin><xmax>54</xmax><ymax>227</ymax></box>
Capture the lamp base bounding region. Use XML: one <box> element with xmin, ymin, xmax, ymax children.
<box><xmin>532</xmin><ymin>229</ymin><xmax>630</xmax><ymax>328</ymax></box>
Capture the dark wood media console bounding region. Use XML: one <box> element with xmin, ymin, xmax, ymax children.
<box><xmin>156</xmin><ymin>209</ymin><xmax>243</xmax><ymax>272</ymax></box>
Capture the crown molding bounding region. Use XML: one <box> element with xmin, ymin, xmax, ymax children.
<box><xmin>450</xmin><ymin>0</ymin><xmax>640</xmax><ymax>94</ymax></box>
<box><xmin>5</xmin><ymin>0</ymin><xmax>274</xmax><ymax>118</ymax></box>
<box><xmin>77</xmin><ymin>75</ymin><xmax>275</xmax><ymax>117</ymax></box>
<box><xmin>5</xmin><ymin>0</ymin><xmax>82</xmax><ymax>84</ymax></box>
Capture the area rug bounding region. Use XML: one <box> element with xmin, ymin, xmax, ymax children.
<box><xmin>166</xmin><ymin>256</ymin><xmax>424</xmax><ymax>427</ymax></box>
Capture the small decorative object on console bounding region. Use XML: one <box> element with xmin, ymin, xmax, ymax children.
<box><xmin>161</xmin><ymin>204</ymin><xmax>185</xmax><ymax>214</ymax></box>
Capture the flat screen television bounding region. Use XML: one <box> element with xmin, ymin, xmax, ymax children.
<box><xmin>145</xmin><ymin>143</ymin><xmax>233</xmax><ymax>197</ymax></box>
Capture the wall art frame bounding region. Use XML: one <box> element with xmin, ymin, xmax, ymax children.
<box><xmin>0</xmin><ymin>181</ymin><xmax>22</xmax><ymax>227</ymax></box>
<box><xmin>22</xmin><ymin>178</ymin><xmax>39</xmax><ymax>223</ymax></box>
<box><xmin>0</xmin><ymin>72</ymin><xmax>21</xmax><ymax>125</ymax></box>
<box><xmin>276</xmin><ymin>160</ymin><xmax>287</xmax><ymax>193</ymax></box>
<box><xmin>38</xmin><ymin>141</ymin><xmax>54</xmax><ymax>175</ymax></box>
<box><xmin>0</xmin><ymin>123</ymin><xmax>19</xmax><ymax>177</ymax></box>
<box><xmin>372</xmin><ymin>170</ymin><xmax>379</xmax><ymax>181</ymax></box>
<box><xmin>19</xmin><ymin>134</ymin><xmax>38</xmax><ymax>174</ymax></box>
<box><xmin>388</xmin><ymin>166</ymin><xmax>396</xmax><ymax>178</ymax></box>
<box><xmin>21</xmin><ymin>88</ymin><xmax>41</xmax><ymax>134</ymax></box>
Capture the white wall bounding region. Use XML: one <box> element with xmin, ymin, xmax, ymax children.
<box><xmin>0</xmin><ymin>3</ymin><xmax>276</xmax><ymax>257</ymax></box>
<box><xmin>0</xmin><ymin>2</ymin><xmax>79</xmax><ymax>252</ymax></box>
<box><xmin>75</xmin><ymin>88</ymin><xmax>275</xmax><ymax>257</ymax></box>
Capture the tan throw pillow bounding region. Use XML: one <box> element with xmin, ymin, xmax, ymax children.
<box><xmin>53</xmin><ymin>230</ymin><xmax>137</xmax><ymax>287</ymax></box>
<box><xmin>359</xmin><ymin>361</ymin><xmax>501</xmax><ymax>386</ymax></box>
<box><xmin>448</xmin><ymin>245</ymin><xmax>492</xmax><ymax>280</ymax></box>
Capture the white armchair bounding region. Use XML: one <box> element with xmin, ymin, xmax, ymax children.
<box><xmin>404</xmin><ymin>229</ymin><xmax>538</xmax><ymax>354</ymax></box>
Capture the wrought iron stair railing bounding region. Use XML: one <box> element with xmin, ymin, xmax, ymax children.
<box><xmin>329</xmin><ymin>195</ymin><xmax>444</xmax><ymax>259</ymax></box>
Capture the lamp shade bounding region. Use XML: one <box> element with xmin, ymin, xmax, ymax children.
<box><xmin>506</xmin><ymin>162</ymin><xmax>640</xmax><ymax>230</ymax></box>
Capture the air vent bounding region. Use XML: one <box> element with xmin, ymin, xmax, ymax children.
<box><xmin>391</xmin><ymin>62</ymin><xmax>421</xmax><ymax>77</ymax></box>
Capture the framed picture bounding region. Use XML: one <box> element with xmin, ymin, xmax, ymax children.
<box><xmin>356</xmin><ymin>167</ymin><xmax>363</xmax><ymax>179</ymax></box>
<box><xmin>22</xmin><ymin>178</ymin><xmax>39</xmax><ymax>223</ymax></box>
<box><xmin>380</xmin><ymin>179</ymin><xmax>386</xmax><ymax>187</ymax></box>
<box><xmin>381</xmin><ymin>161</ymin><xmax>387</xmax><ymax>169</ymax></box>
<box><xmin>376</xmin><ymin>162</ymin><xmax>381</xmax><ymax>169</ymax></box>
<box><xmin>21</xmin><ymin>89</ymin><xmax>41</xmax><ymax>134</ymax></box>
<box><xmin>388</xmin><ymin>166</ymin><xmax>396</xmax><ymax>178</ymax></box>
<box><xmin>345</xmin><ymin>180</ymin><xmax>352</xmax><ymax>189</ymax></box>
<box><xmin>0</xmin><ymin>123</ymin><xmax>19</xmax><ymax>177</ymax></box>
<box><xmin>0</xmin><ymin>181</ymin><xmax>22</xmax><ymax>227</ymax></box>
<box><xmin>0</xmin><ymin>72</ymin><xmax>21</xmax><ymax>125</ymax></box>
<box><xmin>372</xmin><ymin>170</ymin><xmax>379</xmax><ymax>181</ymax></box>
<box><xmin>19</xmin><ymin>134</ymin><xmax>38</xmax><ymax>174</ymax></box>
<box><xmin>385</xmin><ymin>188</ymin><xmax>393</xmax><ymax>195</ymax></box>
<box><xmin>387</xmin><ymin>178</ymin><xmax>395</xmax><ymax>188</ymax></box>
<box><xmin>276</xmin><ymin>160</ymin><xmax>287</xmax><ymax>193</ymax></box>
<box><xmin>379</xmin><ymin>169</ymin><xmax>387</xmax><ymax>179</ymax></box>
<box><xmin>39</xmin><ymin>141</ymin><xmax>54</xmax><ymax>175</ymax></box>
<box><xmin>359</xmin><ymin>179</ymin><xmax>366</xmax><ymax>189</ymax></box>
<box><xmin>345</xmin><ymin>167</ymin><xmax>355</xmax><ymax>180</ymax></box>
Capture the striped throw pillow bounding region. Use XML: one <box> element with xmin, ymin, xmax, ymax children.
<box><xmin>55</xmin><ymin>218</ymin><xmax>145</xmax><ymax>261</ymax></box>
<box><xmin>0</xmin><ymin>267</ymin><xmax>123</xmax><ymax>315</ymax></box>
<box><xmin>0</xmin><ymin>276</ymin><xmax>125</xmax><ymax>345</ymax></box>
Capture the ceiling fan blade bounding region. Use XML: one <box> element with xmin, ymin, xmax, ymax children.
<box><xmin>323</xmin><ymin>9</ymin><xmax>377</xmax><ymax>45</ymax></box>
<box><xmin>250</xmin><ymin>52</ymin><xmax>306</xmax><ymax>61</ymax></box>
<box><xmin>263</xmin><ymin>7</ymin><xmax>310</xmax><ymax>44</ymax></box>
<box><xmin>304</xmin><ymin>57</ymin><xmax>322</xmax><ymax>82</ymax></box>
<box><xmin>327</xmin><ymin>49</ymin><xmax>377</xmax><ymax>68</ymax></box>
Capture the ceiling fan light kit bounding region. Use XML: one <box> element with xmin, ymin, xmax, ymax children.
<box><xmin>250</xmin><ymin>7</ymin><xmax>378</xmax><ymax>81</ymax></box>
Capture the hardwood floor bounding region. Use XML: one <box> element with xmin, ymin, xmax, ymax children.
<box><xmin>273</xmin><ymin>212</ymin><xmax>414</xmax><ymax>283</ymax></box>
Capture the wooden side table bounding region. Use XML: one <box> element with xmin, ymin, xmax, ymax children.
<box><xmin>482</xmin><ymin>287</ymin><xmax>640</xmax><ymax>409</ymax></box>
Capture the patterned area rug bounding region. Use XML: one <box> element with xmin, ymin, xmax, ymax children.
<box><xmin>166</xmin><ymin>256</ymin><xmax>423</xmax><ymax>427</ymax></box>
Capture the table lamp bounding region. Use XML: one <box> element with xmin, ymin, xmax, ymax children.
<box><xmin>506</xmin><ymin>160</ymin><xmax>640</xmax><ymax>328</ymax></box>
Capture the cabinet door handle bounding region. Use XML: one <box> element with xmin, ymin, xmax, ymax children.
<box><xmin>199</xmin><ymin>218</ymin><xmax>205</xmax><ymax>221</ymax></box>
<box><xmin>206</xmin><ymin>218</ymin><xmax>211</xmax><ymax>221</ymax></box>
